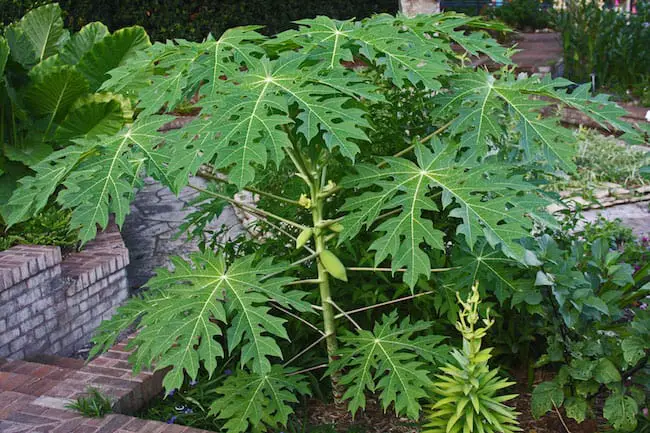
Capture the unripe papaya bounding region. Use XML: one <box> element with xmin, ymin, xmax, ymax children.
<box><xmin>296</xmin><ymin>228</ymin><xmax>312</xmax><ymax>249</ymax></box>
<box><xmin>320</xmin><ymin>250</ymin><xmax>347</xmax><ymax>281</ymax></box>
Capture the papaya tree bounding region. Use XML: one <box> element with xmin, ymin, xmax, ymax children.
<box><xmin>5</xmin><ymin>11</ymin><xmax>644</xmax><ymax>432</ymax></box>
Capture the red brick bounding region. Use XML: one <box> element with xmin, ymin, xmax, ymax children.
<box><xmin>19</xmin><ymin>378</ymin><xmax>58</xmax><ymax>396</ymax></box>
<box><xmin>0</xmin><ymin>372</ymin><xmax>35</xmax><ymax>392</ymax></box>
<box><xmin>6</xmin><ymin>411</ymin><xmax>57</xmax><ymax>425</ymax></box>
<box><xmin>82</xmin><ymin>365</ymin><xmax>128</xmax><ymax>378</ymax></box>
<box><xmin>71</xmin><ymin>425</ymin><xmax>100</xmax><ymax>433</ymax></box>
<box><xmin>122</xmin><ymin>418</ymin><xmax>148</xmax><ymax>431</ymax></box>
<box><xmin>42</xmin><ymin>408</ymin><xmax>81</xmax><ymax>421</ymax></box>
<box><xmin>44</xmin><ymin>383</ymin><xmax>80</xmax><ymax>398</ymax></box>
<box><xmin>96</xmin><ymin>414</ymin><xmax>131</xmax><ymax>433</ymax></box>
<box><xmin>103</xmin><ymin>350</ymin><xmax>130</xmax><ymax>361</ymax></box>
<box><xmin>51</xmin><ymin>418</ymin><xmax>85</xmax><ymax>432</ymax></box>
<box><xmin>82</xmin><ymin>417</ymin><xmax>108</xmax><ymax>427</ymax></box>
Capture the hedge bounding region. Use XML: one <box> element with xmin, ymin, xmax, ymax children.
<box><xmin>1</xmin><ymin>0</ymin><xmax>399</xmax><ymax>41</ymax></box>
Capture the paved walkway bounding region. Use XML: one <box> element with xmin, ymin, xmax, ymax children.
<box><xmin>0</xmin><ymin>348</ymin><xmax>211</xmax><ymax>432</ymax></box>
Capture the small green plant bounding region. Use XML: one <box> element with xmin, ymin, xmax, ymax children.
<box><xmin>65</xmin><ymin>387</ymin><xmax>113</xmax><ymax>418</ymax></box>
<box><xmin>425</xmin><ymin>282</ymin><xmax>520</xmax><ymax>433</ymax></box>
<box><xmin>0</xmin><ymin>204</ymin><xmax>78</xmax><ymax>251</ymax></box>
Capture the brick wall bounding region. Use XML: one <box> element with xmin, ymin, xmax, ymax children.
<box><xmin>0</xmin><ymin>223</ymin><xmax>129</xmax><ymax>359</ymax></box>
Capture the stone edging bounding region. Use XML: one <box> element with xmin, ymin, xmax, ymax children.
<box><xmin>0</xmin><ymin>222</ymin><xmax>129</xmax><ymax>360</ymax></box>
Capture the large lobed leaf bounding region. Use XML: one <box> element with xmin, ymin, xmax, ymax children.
<box><xmin>329</xmin><ymin>312</ymin><xmax>448</xmax><ymax>419</ymax></box>
<box><xmin>432</xmin><ymin>71</ymin><xmax>642</xmax><ymax>168</ymax></box>
<box><xmin>211</xmin><ymin>366</ymin><xmax>311</xmax><ymax>433</ymax></box>
<box><xmin>340</xmin><ymin>139</ymin><xmax>547</xmax><ymax>287</ymax></box>
<box><xmin>90</xmin><ymin>251</ymin><xmax>308</xmax><ymax>392</ymax></box>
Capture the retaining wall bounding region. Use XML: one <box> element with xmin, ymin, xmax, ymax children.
<box><xmin>0</xmin><ymin>223</ymin><xmax>129</xmax><ymax>359</ymax></box>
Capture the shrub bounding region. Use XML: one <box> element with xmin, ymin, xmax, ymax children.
<box><xmin>1</xmin><ymin>0</ymin><xmax>398</xmax><ymax>41</ymax></box>
<box><xmin>490</xmin><ymin>0</ymin><xmax>552</xmax><ymax>31</ymax></box>
<box><xmin>6</xmin><ymin>9</ymin><xmax>647</xmax><ymax>433</ymax></box>
<box><xmin>553</xmin><ymin>0</ymin><xmax>650</xmax><ymax>95</ymax></box>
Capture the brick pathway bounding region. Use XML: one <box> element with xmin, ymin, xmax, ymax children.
<box><xmin>0</xmin><ymin>343</ymin><xmax>212</xmax><ymax>432</ymax></box>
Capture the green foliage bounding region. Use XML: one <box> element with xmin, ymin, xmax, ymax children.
<box><xmin>10</xmin><ymin>9</ymin><xmax>639</xmax><ymax>432</ymax></box>
<box><xmin>554</xmin><ymin>0</ymin><xmax>650</xmax><ymax>96</ymax></box>
<box><xmin>490</xmin><ymin>0</ymin><xmax>552</xmax><ymax>31</ymax></box>
<box><xmin>90</xmin><ymin>251</ymin><xmax>309</xmax><ymax>391</ymax></box>
<box><xmin>424</xmin><ymin>283</ymin><xmax>520</xmax><ymax>433</ymax></box>
<box><xmin>330</xmin><ymin>312</ymin><xmax>449</xmax><ymax>418</ymax></box>
<box><xmin>211</xmin><ymin>366</ymin><xmax>311</xmax><ymax>433</ymax></box>
<box><xmin>1</xmin><ymin>0</ymin><xmax>398</xmax><ymax>42</ymax></box>
<box><xmin>0</xmin><ymin>3</ymin><xmax>147</xmax><ymax>225</ymax></box>
<box><xmin>546</xmin><ymin>128</ymin><xmax>650</xmax><ymax>196</ymax></box>
<box><xmin>0</xmin><ymin>204</ymin><xmax>77</xmax><ymax>251</ymax></box>
<box><xmin>65</xmin><ymin>387</ymin><xmax>113</xmax><ymax>418</ymax></box>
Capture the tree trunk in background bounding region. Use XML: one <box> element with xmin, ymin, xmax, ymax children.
<box><xmin>399</xmin><ymin>0</ymin><xmax>440</xmax><ymax>15</ymax></box>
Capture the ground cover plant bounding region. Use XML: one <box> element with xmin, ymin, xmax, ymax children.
<box><xmin>545</xmin><ymin>128</ymin><xmax>650</xmax><ymax>197</ymax></box>
<box><xmin>5</xmin><ymin>8</ymin><xmax>650</xmax><ymax>433</ymax></box>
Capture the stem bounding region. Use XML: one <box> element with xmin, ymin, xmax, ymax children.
<box><xmin>335</xmin><ymin>291</ymin><xmax>434</xmax><ymax>318</ymax></box>
<box><xmin>377</xmin><ymin>119</ymin><xmax>453</xmax><ymax>168</ymax></box>
<box><xmin>346</xmin><ymin>266</ymin><xmax>458</xmax><ymax>273</ymax></box>
<box><xmin>197</xmin><ymin>168</ymin><xmax>302</xmax><ymax>206</ymax></box>
<box><xmin>270</xmin><ymin>302</ymin><xmax>324</xmax><ymax>336</ymax></box>
<box><xmin>309</xmin><ymin>175</ymin><xmax>344</xmax><ymax>401</ymax></box>
<box><xmin>188</xmin><ymin>184</ymin><xmax>306</xmax><ymax>230</ymax></box>
<box><xmin>327</xmin><ymin>298</ymin><xmax>362</xmax><ymax>331</ymax></box>
<box><xmin>283</xmin><ymin>333</ymin><xmax>332</xmax><ymax>367</ymax></box>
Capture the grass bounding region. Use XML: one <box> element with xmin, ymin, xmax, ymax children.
<box><xmin>65</xmin><ymin>387</ymin><xmax>112</xmax><ymax>418</ymax></box>
<box><xmin>546</xmin><ymin>128</ymin><xmax>650</xmax><ymax>196</ymax></box>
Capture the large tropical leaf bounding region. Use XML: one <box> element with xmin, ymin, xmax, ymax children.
<box><xmin>77</xmin><ymin>26</ymin><xmax>151</xmax><ymax>91</ymax></box>
<box><xmin>23</xmin><ymin>66</ymin><xmax>89</xmax><ymax>127</ymax></box>
<box><xmin>433</xmin><ymin>71</ymin><xmax>642</xmax><ymax>168</ymax></box>
<box><xmin>4</xmin><ymin>24</ymin><xmax>37</xmax><ymax>68</ymax></box>
<box><xmin>55</xmin><ymin>93</ymin><xmax>132</xmax><ymax>140</ymax></box>
<box><xmin>4</xmin><ymin>144</ymin><xmax>91</xmax><ymax>225</ymax></box>
<box><xmin>149</xmin><ymin>51</ymin><xmax>372</xmax><ymax>192</ymax></box>
<box><xmin>329</xmin><ymin>312</ymin><xmax>448</xmax><ymax>419</ymax></box>
<box><xmin>11</xmin><ymin>3</ymin><xmax>65</xmax><ymax>65</ymax></box>
<box><xmin>59</xmin><ymin>22</ymin><xmax>110</xmax><ymax>65</ymax></box>
<box><xmin>90</xmin><ymin>252</ymin><xmax>307</xmax><ymax>391</ymax></box>
<box><xmin>341</xmin><ymin>140</ymin><xmax>547</xmax><ymax>287</ymax></box>
<box><xmin>211</xmin><ymin>366</ymin><xmax>311</xmax><ymax>433</ymax></box>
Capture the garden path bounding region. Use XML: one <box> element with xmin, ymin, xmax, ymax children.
<box><xmin>582</xmin><ymin>201</ymin><xmax>650</xmax><ymax>238</ymax></box>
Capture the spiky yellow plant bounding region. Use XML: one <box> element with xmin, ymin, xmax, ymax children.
<box><xmin>424</xmin><ymin>283</ymin><xmax>521</xmax><ymax>433</ymax></box>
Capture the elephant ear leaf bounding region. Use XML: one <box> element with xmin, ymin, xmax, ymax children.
<box><xmin>55</xmin><ymin>93</ymin><xmax>133</xmax><ymax>141</ymax></box>
<box><xmin>23</xmin><ymin>66</ymin><xmax>89</xmax><ymax>125</ymax></box>
<box><xmin>8</xmin><ymin>3</ymin><xmax>65</xmax><ymax>66</ymax></box>
<box><xmin>60</xmin><ymin>22</ymin><xmax>110</xmax><ymax>65</ymax></box>
<box><xmin>77</xmin><ymin>26</ymin><xmax>151</xmax><ymax>91</ymax></box>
